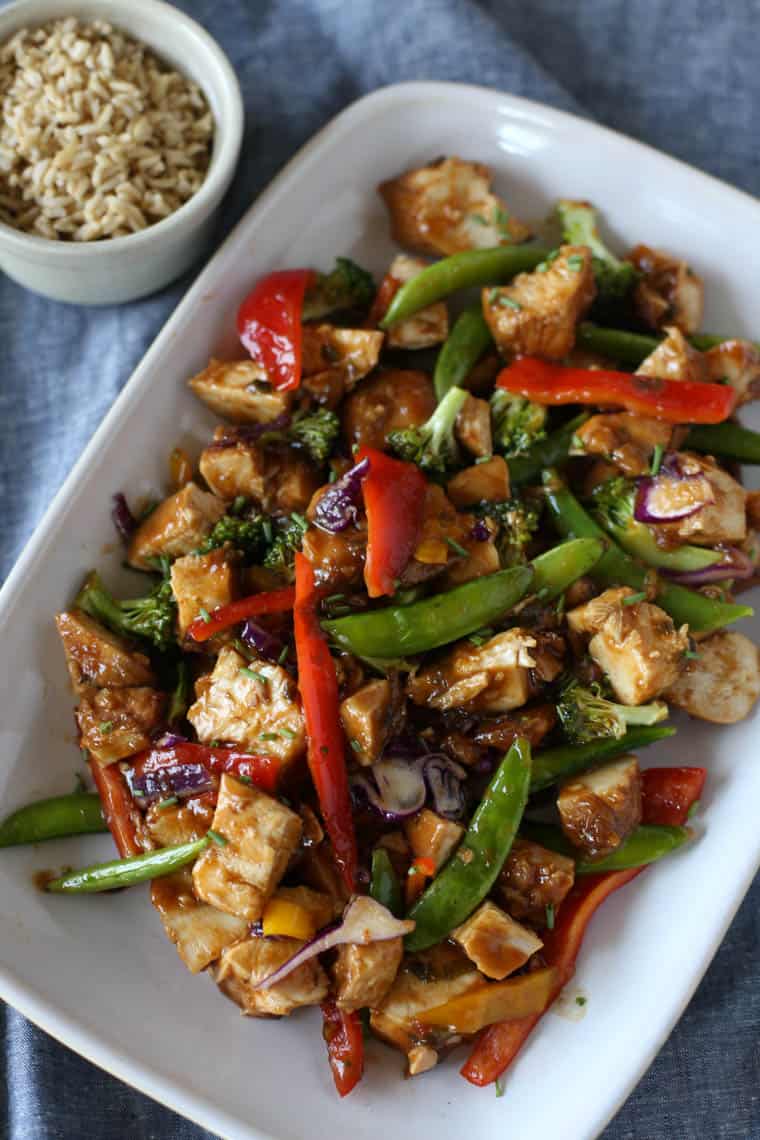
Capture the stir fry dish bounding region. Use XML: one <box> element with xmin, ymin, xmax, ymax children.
<box><xmin>6</xmin><ymin>155</ymin><xmax>760</xmax><ymax>1097</ymax></box>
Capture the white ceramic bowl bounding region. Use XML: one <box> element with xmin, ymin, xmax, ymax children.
<box><xmin>0</xmin><ymin>0</ymin><xmax>243</xmax><ymax>304</ymax></box>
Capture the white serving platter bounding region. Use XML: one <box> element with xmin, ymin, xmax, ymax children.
<box><xmin>1</xmin><ymin>81</ymin><xmax>759</xmax><ymax>1140</ymax></box>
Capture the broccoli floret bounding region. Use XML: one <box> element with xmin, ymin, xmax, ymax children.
<box><xmin>198</xmin><ymin>512</ymin><xmax>269</xmax><ymax>561</ymax></box>
<box><xmin>476</xmin><ymin>497</ymin><xmax>541</xmax><ymax>567</ymax></box>
<box><xmin>589</xmin><ymin>474</ymin><xmax>635</xmax><ymax>532</ymax></box>
<box><xmin>388</xmin><ymin>386</ymin><xmax>468</xmax><ymax>476</ymax></box>
<box><xmin>302</xmin><ymin>257</ymin><xmax>376</xmax><ymax>321</ymax></box>
<box><xmin>262</xmin><ymin>512</ymin><xmax>309</xmax><ymax>579</ymax></box>
<box><xmin>287</xmin><ymin>408</ymin><xmax>340</xmax><ymax>463</ymax></box>
<box><xmin>75</xmin><ymin>562</ymin><xmax>176</xmax><ymax>652</ymax></box>
<box><xmin>556</xmin><ymin>677</ymin><xmax>668</xmax><ymax>744</ymax></box>
<box><xmin>490</xmin><ymin>390</ymin><xmax>547</xmax><ymax>457</ymax></box>
<box><xmin>556</xmin><ymin>199</ymin><xmax>638</xmax><ymax>301</ymax></box>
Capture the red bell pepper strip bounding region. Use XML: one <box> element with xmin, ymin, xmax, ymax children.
<box><xmin>357</xmin><ymin>447</ymin><xmax>427</xmax><ymax>598</ymax></box>
<box><xmin>187</xmin><ymin>586</ymin><xmax>295</xmax><ymax>643</ymax></box>
<box><xmin>128</xmin><ymin>742</ymin><xmax>281</xmax><ymax>795</ymax></box>
<box><xmin>294</xmin><ymin>552</ymin><xmax>357</xmax><ymax>892</ymax></box>
<box><xmin>237</xmin><ymin>269</ymin><xmax>316</xmax><ymax>391</ymax></box>
<box><xmin>461</xmin><ymin>765</ymin><xmax>704</xmax><ymax>1087</ymax></box>
<box><xmin>89</xmin><ymin>759</ymin><xmax>143</xmax><ymax>858</ymax></box>
<box><xmin>497</xmin><ymin>357</ymin><xmax>736</xmax><ymax>425</ymax></box>
<box><xmin>640</xmin><ymin>766</ymin><xmax>706</xmax><ymax>826</ymax></box>
<box><xmin>321</xmin><ymin>1000</ymin><xmax>365</xmax><ymax>1097</ymax></box>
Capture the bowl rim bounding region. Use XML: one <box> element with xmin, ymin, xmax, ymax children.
<box><xmin>0</xmin><ymin>0</ymin><xmax>244</xmax><ymax>258</ymax></box>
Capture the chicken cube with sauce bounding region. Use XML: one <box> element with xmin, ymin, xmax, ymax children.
<box><xmin>628</xmin><ymin>244</ymin><xmax>704</xmax><ymax>334</ymax></box>
<box><xmin>378</xmin><ymin>157</ymin><xmax>531</xmax><ymax>257</ymax></box>
<box><xmin>482</xmin><ymin>245</ymin><xmax>596</xmax><ymax>360</ymax></box>
<box><xmin>334</xmin><ymin>938</ymin><xmax>404</xmax><ymax>1012</ymax></box>
<box><xmin>704</xmin><ymin>340</ymin><xmax>760</xmax><ymax>405</ymax></box>
<box><xmin>665</xmin><ymin>631</ymin><xmax>760</xmax><ymax>724</ymax></box>
<box><xmin>558</xmin><ymin>756</ymin><xmax>642</xmax><ymax>859</ymax></box>
<box><xmin>216</xmin><ymin>935</ymin><xmax>328</xmax><ymax>1017</ymax></box>
<box><xmin>77</xmin><ymin>686</ymin><xmax>166</xmax><ymax>765</ymax></box>
<box><xmin>187</xmin><ymin>645</ymin><xmax>305</xmax><ymax>763</ymax></box>
<box><xmin>441</xmin><ymin>533</ymin><xmax>500</xmax><ymax>587</ymax></box>
<box><xmin>300</xmin><ymin>324</ymin><xmax>384</xmax><ymax>407</ymax></box>
<box><xmin>339</xmin><ymin>678</ymin><xmax>400</xmax><ymax>766</ymax></box>
<box><xmin>637</xmin><ymin>326</ymin><xmax>708</xmax><ymax>383</ymax></box>
<box><xmin>573</xmin><ymin>413</ymin><xmax>672</xmax><ymax>477</ymax></box>
<box><xmin>452</xmin><ymin>900</ymin><xmax>543</xmax><ymax>980</ymax></box>
<box><xmin>127</xmin><ymin>483</ymin><xmax>226</xmax><ymax>571</ymax></box>
<box><xmin>56</xmin><ymin>610</ymin><xmax>156</xmax><ymax>693</ymax></box>
<box><xmin>407</xmin><ymin>629</ymin><xmax>539</xmax><ymax>714</ymax></box>
<box><xmin>498</xmin><ymin>837</ymin><xmax>575</xmax><ymax>926</ymax></box>
<box><xmin>403</xmin><ymin>809</ymin><xmax>464</xmax><ymax>872</ymax></box>
<box><xmin>455</xmin><ymin>394</ymin><xmax>493</xmax><ymax>459</ymax></box>
<box><xmin>384</xmin><ymin>255</ymin><xmax>449</xmax><ymax>349</ymax></box>
<box><xmin>651</xmin><ymin>453</ymin><xmax>747</xmax><ymax>548</ymax></box>
<box><xmin>188</xmin><ymin>358</ymin><xmax>293</xmax><ymax>424</ymax></box>
<box><xmin>446</xmin><ymin>455</ymin><xmax>509</xmax><ymax>508</ymax></box>
<box><xmin>170</xmin><ymin>549</ymin><xmax>238</xmax><ymax>640</ymax></box>
<box><xmin>192</xmin><ymin>773</ymin><xmax>303</xmax><ymax>922</ymax></box>
<box><xmin>199</xmin><ymin>429</ymin><xmax>320</xmax><ymax>515</ymax></box>
<box><xmin>343</xmin><ymin>369</ymin><xmax>436</xmax><ymax>452</ymax></box>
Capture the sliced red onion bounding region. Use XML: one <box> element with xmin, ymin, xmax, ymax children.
<box><xmin>256</xmin><ymin>896</ymin><xmax>414</xmax><ymax>990</ymax></box>
<box><xmin>313</xmin><ymin>457</ymin><xmax>369</xmax><ymax>533</ymax></box>
<box><xmin>127</xmin><ymin>762</ymin><xmax>215</xmax><ymax>808</ymax></box>
<box><xmin>240</xmin><ymin>619</ymin><xmax>284</xmax><ymax>662</ymax></box>
<box><xmin>351</xmin><ymin>756</ymin><xmax>427</xmax><ymax>821</ymax></box>
<box><xmin>111</xmin><ymin>493</ymin><xmax>136</xmax><ymax>542</ymax></box>
<box><xmin>664</xmin><ymin>545</ymin><xmax>755</xmax><ymax>585</ymax></box>
<box><xmin>634</xmin><ymin>455</ymin><xmax>715</xmax><ymax>524</ymax></box>
<box><xmin>153</xmin><ymin>731</ymin><xmax>189</xmax><ymax>748</ymax></box>
<box><xmin>423</xmin><ymin>754</ymin><xmax>468</xmax><ymax>819</ymax></box>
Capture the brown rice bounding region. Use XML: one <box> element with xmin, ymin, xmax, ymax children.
<box><xmin>0</xmin><ymin>17</ymin><xmax>214</xmax><ymax>241</ymax></box>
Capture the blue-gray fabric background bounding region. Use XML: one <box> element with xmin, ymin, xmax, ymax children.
<box><xmin>1</xmin><ymin>1</ymin><xmax>759</xmax><ymax>1136</ymax></box>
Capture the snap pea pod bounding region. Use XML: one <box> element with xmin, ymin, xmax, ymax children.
<box><xmin>590</xmin><ymin>503</ymin><xmax>721</xmax><ymax>573</ymax></box>
<box><xmin>405</xmin><ymin>738</ymin><xmax>532</xmax><ymax>951</ymax></box>
<box><xmin>322</xmin><ymin>537</ymin><xmax>602</xmax><ymax>659</ymax></box>
<box><xmin>433</xmin><ymin>304</ymin><xmax>493</xmax><ymax>401</ymax></box>
<box><xmin>507</xmin><ymin>413</ymin><xmax>589</xmax><ymax>485</ymax></box>
<box><xmin>542</xmin><ymin>471</ymin><xmax>753</xmax><ymax>633</ymax></box>
<box><xmin>0</xmin><ymin>793</ymin><xmax>106</xmax><ymax>848</ymax></box>
<box><xmin>521</xmin><ymin>821</ymin><xmax>691</xmax><ymax>873</ymax></box>
<box><xmin>370</xmin><ymin>847</ymin><xmax>403</xmax><ymax>918</ymax></box>
<box><xmin>45</xmin><ymin>835</ymin><xmax>210</xmax><ymax>893</ymax></box>
<box><xmin>380</xmin><ymin>245</ymin><xmax>548</xmax><ymax>328</ymax></box>
<box><xmin>685</xmin><ymin>422</ymin><xmax>760</xmax><ymax>464</ymax></box>
<box><xmin>530</xmin><ymin>725</ymin><xmax>676</xmax><ymax>794</ymax></box>
<box><xmin>576</xmin><ymin>322</ymin><xmax>760</xmax><ymax>369</ymax></box>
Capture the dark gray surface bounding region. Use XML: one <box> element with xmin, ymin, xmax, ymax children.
<box><xmin>1</xmin><ymin>1</ymin><xmax>759</xmax><ymax>1136</ymax></box>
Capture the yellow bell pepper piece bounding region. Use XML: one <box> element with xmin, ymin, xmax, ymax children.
<box><xmin>417</xmin><ymin>966</ymin><xmax>557</xmax><ymax>1035</ymax></box>
<box><xmin>261</xmin><ymin>897</ymin><xmax>316</xmax><ymax>940</ymax></box>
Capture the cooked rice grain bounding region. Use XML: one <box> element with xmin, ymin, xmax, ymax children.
<box><xmin>0</xmin><ymin>18</ymin><xmax>214</xmax><ymax>240</ymax></box>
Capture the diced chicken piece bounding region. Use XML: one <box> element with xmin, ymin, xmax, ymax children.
<box><xmin>653</xmin><ymin>453</ymin><xmax>747</xmax><ymax>547</ymax></box>
<box><xmin>637</xmin><ymin>325</ymin><xmax>708</xmax><ymax>383</ymax></box>
<box><xmin>300</xmin><ymin>842</ymin><xmax>351</xmax><ymax>912</ymax></box>
<box><xmin>558</xmin><ymin>756</ymin><xmax>642</xmax><ymax>859</ymax></box>
<box><xmin>404</xmin><ymin>809</ymin><xmax>464</xmax><ymax>871</ymax></box>
<box><xmin>407</xmin><ymin>629</ymin><xmax>538</xmax><ymax>714</ymax></box>
<box><xmin>567</xmin><ymin>586</ymin><xmax>639</xmax><ymax>636</ymax></box>
<box><xmin>498</xmin><ymin>837</ymin><xmax>575</xmax><ymax>926</ymax></box>
<box><xmin>145</xmin><ymin>795</ymin><xmax>215</xmax><ymax>847</ymax></box>
<box><xmin>455</xmin><ymin>394</ymin><xmax>493</xmax><ymax>458</ymax></box>
<box><xmin>665</xmin><ymin>631</ymin><xmax>760</xmax><ymax>724</ymax></box>
<box><xmin>340</xmin><ymin>679</ymin><xmax>399</xmax><ymax>766</ymax></box>
<box><xmin>77</xmin><ymin>686</ymin><xmax>166</xmax><ymax>765</ymax></box>
<box><xmin>452</xmin><ymin>900</ymin><xmax>543</xmax><ymax>980</ymax></box>
<box><xmin>482</xmin><ymin>245</ymin><xmax>596</xmax><ymax>360</ymax></box>
<box><xmin>199</xmin><ymin>428</ymin><xmax>320</xmax><ymax>514</ymax></box>
<box><xmin>705</xmin><ymin>340</ymin><xmax>760</xmax><ymax>405</ymax></box>
<box><xmin>441</xmin><ymin>534</ymin><xmax>500</xmax><ymax>587</ymax></box>
<box><xmin>170</xmin><ymin>549</ymin><xmax>238</xmax><ymax>640</ymax></box>
<box><xmin>384</xmin><ymin>255</ymin><xmax>449</xmax><ymax>349</ymax></box>
<box><xmin>187</xmin><ymin>645</ymin><xmax>305</xmax><ymax>763</ymax></box>
<box><xmin>401</xmin><ymin>484</ymin><xmax>473</xmax><ymax>587</ymax></box>
<box><xmin>378</xmin><ymin>156</ymin><xmax>531</xmax><ymax>257</ymax></box>
<box><xmin>447</xmin><ymin>455</ymin><xmax>509</xmax><ymax>508</ymax></box>
<box><xmin>128</xmin><ymin>483</ymin><xmax>226</xmax><ymax>570</ymax></box>
<box><xmin>301</xmin><ymin>522</ymin><xmax>366</xmax><ymax>590</ymax></box>
<box><xmin>188</xmin><ymin>358</ymin><xmax>293</xmax><ymax>424</ymax></box>
<box><xmin>55</xmin><ymin>610</ymin><xmax>155</xmax><ymax>693</ymax></box>
<box><xmin>579</xmin><ymin>592</ymin><xmax>688</xmax><ymax>705</ymax></box>
<box><xmin>151</xmin><ymin>869</ymin><xmax>248</xmax><ymax>974</ymax></box>
<box><xmin>301</xmin><ymin>324</ymin><xmax>384</xmax><ymax>406</ymax></box>
<box><xmin>473</xmin><ymin>704</ymin><xmax>557</xmax><ymax>755</ymax></box>
<box><xmin>216</xmin><ymin>935</ymin><xmax>328</xmax><ymax>1017</ymax></box>
<box><xmin>334</xmin><ymin>938</ymin><xmax>404</xmax><ymax>1012</ymax></box>
<box><xmin>573</xmin><ymin>413</ymin><xmax>672</xmax><ymax>477</ymax></box>
<box><xmin>628</xmin><ymin>244</ymin><xmax>704</xmax><ymax>334</ymax></box>
<box><xmin>343</xmin><ymin>369</ymin><xmax>435</xmax><ymax>452</ymax></box>
<box><xmin>192</xmin><ymin>773</ymin><xmax>302</xmax><ymax>921</ymax></box>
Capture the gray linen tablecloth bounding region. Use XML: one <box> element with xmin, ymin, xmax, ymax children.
<box><xmin>1</xmin><ymin>1</ymin><xmax>759</xmax><ymax>1136</ymax></box>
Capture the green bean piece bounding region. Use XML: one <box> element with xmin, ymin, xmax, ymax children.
<box><xmin>686</xmin><ymin>422</ymin><xmax>760</xmax><ymax>464</ymax></box>
<box><xmin>530</xmin><ymin>725</ymin><xmax>676</xmax><ymax>793</ymax></box>
<box><xmin>576</xmin><ymin>322</ymin><xmax>760</xmax><ymax>369</ymax></box>
<box><xmin>0</xmin><ymin>793</ymin><xmax>107</xmax><ymax>848</ymax></box>
<box><xmin>521</xmin><ymin>821</ymin><xmax>691</xmax><ymax>873</ymax></box>
<box><xmin>405</xmin><ymin>737</ymin><xmax>532</xmax><ymax>951</ymax></box>
<box><xmin>380</xmin><ymin>245</ymin><xmax>548</xmax><ymax>328</ymax></box>
<box><xmin>370</xmin><ymin>847</ymin><xmax>403</xmax><ymax>917</ymax></box>
<box><xmin>433</xmin><ymin>304</ymin><xmax>493</xmax><ymax>401</ymax></box>
<box><xmin>542</xmin><ymin>472</ymin><xmax>753</xmax><ymax>633</ymax></box>
<box><xmin>45</xmin><ymin>836</ymin><xmax>210</xmax><ymax>893</ymax></box>
<box><xmin>507</xmin><ymin>413</ymin><xmax>590</xmax><ymax>485</ymax></box>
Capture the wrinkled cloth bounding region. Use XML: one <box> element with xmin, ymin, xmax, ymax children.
<box><xmin>1</xmin><ymin>1</ymin><xmax>759</xmax><ymax>1137</ymax></box>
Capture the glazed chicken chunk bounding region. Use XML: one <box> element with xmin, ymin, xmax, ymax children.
<box><xmin>452</xmin><ymin>900</ymin><xmax>543</xmax><ymax>980</ymax></box>
<box><xmin>704</xmin><ymin>339</ymin><xmax>760</xmax><ymax>405</ymax></box>
<box><xmin>343</xmin><ymin>368</ymin><xmax>436</xmax><ymax>452</ymax></box>
<box><xmin>665</xmin><ymin>631</ymin><xmax>760</xmax><ymax>724</ymax></box>
<box><xmin>170</xmin><ymin>549</ymin><xmax>238</xmax><ymax>640</ymax></box>
<box><xmin>637</xmin><ymin>325</ymin><xmax>708</xmax><ymax>383</ymax></box>
<box><xmin>188</xmin><ymin>358</ymin><xmax>293</xmax><ymax>424</ymax></box>
<box><xmin>498</xmin><ymin>838</ymin><xmax>575</xmax><ymax>926</ymax></box>
<box><xmin>339</xmin><ymin>678</ymin><xmax>400</xmax><ymax>766</ymax></box>
<box><xmin>56</xmin><ymin>610</ymin><xmax>155</xmax><ymax>693</ymax></box>
<box><xmin>383</xmin><ymin>254</ymin><xmax>449</xmax><ymax>350</ymax></box>
<box><xmin>334</xmin><ymin>938</ymin><xmax>404</xmax><ymax>1013</ymax></box>
<box><xmin>407</xmin><ymin>628</ymin><xmax>539</xmax><ymax>714</ymax></box>
<box><xmin>216</xmin><ymin>936</ymin><xmax>328</xmax><ymax>1017</ymax></box>
<box><xmin>403</xmin><ymin>809</ymin><xmax>464</xmax><ymax>872</ymax></box>
<box><xmin>573</xmin><ymin>412</ymin><xmax>672</xmax><ymax>477</ymax></box>
<box><xmin>629</xmin><ymin>244</ymin><xmax>704</xmax><ymax>334</ymax></box>
<box><xmin>651</xmin><ymin>454</ymin><xmax>747</xmax><ymax>547</ymax></box>
<box><xmin>76</xmin><ymin>685</ymin><xmax>166</xmax><ymax>765</ymax></box>
<box><xmin>558</xmin><ymin>756</ymin><xmax>642</xmax><ymax>859</ymax></box>
<box><xmin>199</xmin><ymin>428</ymin><xmax>320</xmax><ymax>514</ymax></box>
<box><xmin>127</xmin><ymin>482</ymin><xmax>226</xmax><ymax>570</ymax></box>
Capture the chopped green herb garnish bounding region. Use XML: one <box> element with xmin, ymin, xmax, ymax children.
<box><xmin>278</xmin><ymin>645</ymin><xmax>289</xmax><ymax>665</ymax></box>
<box><xmin>555</xmin><ymin>593</ymin><xmax>566</xmax><ymax>618</ymax></box>
<box><xmin>208</xmin><ymin>828</ymin><xmax>228</xmax><ymax>847</ymax></box>
<box><xmin>291</xmin><ymin>512</ymin><xmax>308</xmax><ymax>531</ymax></box>
<box><xmin>495</xmin><ymin>1076</ymin><xmax>505</xmax><ymax>1098</ymax></box>
<box><xmin>493</xmin><ymin>207</ymin><xmax>511</xmax><ymax>231</ymax></box>
<box><xmin>259</xmin><ymin>732</ymin><xmax>280</xmax><ymax>742</ymax></box>
<box><xmin>237</xmin><ymin>774</ymin><xmax>253</xmax><ymax>786</ymax></box>
<box><xmin>567</xmin><ymin>254</ymin><xmax>585</xmax><ymax>272</ymax></box>
<box><xmin>279</xmin><ymin>727</ymin><xmax>297</xmax><ymax>740</ymax></box>
<box><xmin>684</xmin><ymin>649</ymin><xmax>700</xmax><ymax>660</ymax></box>
<box><xmin>350</xmin><ymin>739</ymin><xmax>362</xmax><ymax>753</ymax></box>
<box><xmin>687</xmin><ymin>799</ymin><xmax>701</xmax><ymax>819</ymax></box>
<box><xmin>99</xmin><ymin>721</ymin><xmax>113</xmax><ymax>734</ymax></box>
<box><xmin>570</xmin><ymin>434</ymin><xmax>584</xmax><ymax>450</ymax></box>
<box><xmin>575</xmin><ymin>995</ymin><xmax>587</xmax><ymax>1007</ymax></box>
<box><xmin>262</xmin><ymin>518</ymin><xmax>273</xmax><ymax>544</ymax></box>
<box><xmin>623</xmin><ymin>591</ymin><xmax>647</xmax><ymax>605</ymax></box>
<box><xmin>157</xmin><ymin>796</ymin><xmax>178</xmax><ymax>811</ymax></box>
<box><xmin>470</xmin><ymin>212</ymin><xmax>489</xmax><ymax>226</ymax></box>
<box><xmin>545</xmin><ymin>903</ymin><xmax>555</xmax><ymax>930</ymax></box>
<box><xmin>487</xmin><ymin>287</ymin><xmax>501</xmax><ymax>305</ymax></box>
<box><xmin>231</xmin><ymin>495</ymin><xmax>248</xmax><ymax>515</ymax></box>
<box><xmin>445</xmin><ymin>536</ymin><xmax>469</xmax><ymax>558</ymax></box>
<box><xmin>326</xmin><ymin>593</ymin><xmax>346</xmax><ymax>604</ymax></box>
<box><xmin>474</xmin><ymin>454</ymin><xmax>494</xmax><ymax>464</ymax></box>
<box><xmin>650</xmin><ymin>443</ymin><xmax>665</xmax><ymax>476</ymax></box>
<box><xmin>499</xmin><ymin>296</ymin><xmax>522</xmax><ymax>310</ymax></box>
<box><xmin>240</xmin><ymin>667</ymin><xmax>269</xmax><ymax>684</ymax></box>
<box><xmin>199</xmin><ymin>607</ymin><xmax>211</xmax><ymax>624</ymax></box>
